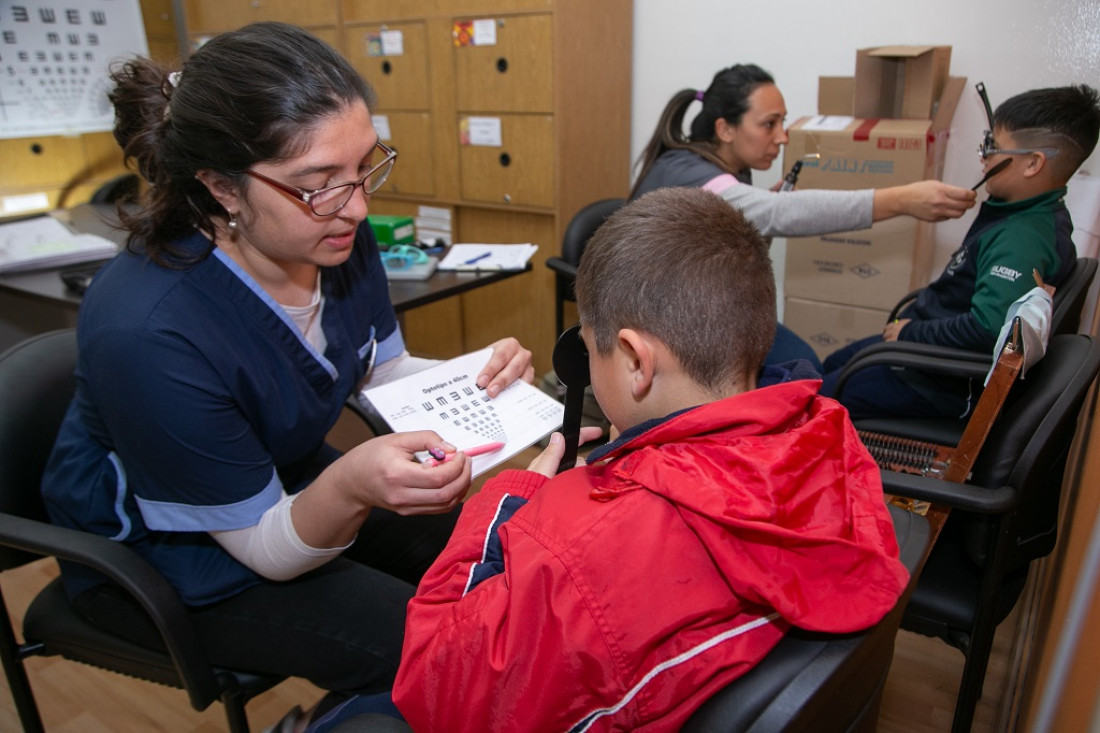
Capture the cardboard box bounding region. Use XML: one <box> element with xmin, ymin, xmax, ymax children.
<box><xmin>784</xmin><ymin>76</ymin><xmax>965</xmax><ymax>191</ymax></box>
<box><xmin>854</xmin><ymin>45</ymin><xmax>952</xmax><ymax>119</ymax></box>
<box><xmin>781</xmin><ymin>57</ymin><xmax>961</xmax><ymax>312</ymax></box>
<box><xmin>818</xmin><ymin>77</ymin><xmax>855</xmax><ymax>116</ymax></box>
<box><xmin>785</xmin><ymin>217</ymin><xmax>933</xmax><ymax>310</ymax></box>
<box><xmin>784</xmin><ymin>297</ymin><xmax>890</xmax><ymax>362</ymax></box>
<box><xmin>368</xmin><ymin>215</ymin><xmax>415</xmax><ymax>247</ymax></box>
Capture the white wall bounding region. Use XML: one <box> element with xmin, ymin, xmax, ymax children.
<box><xmin>631</xmin><ymin>0</ymin><xmax>1100</xmax><ymax>307</ymax></box>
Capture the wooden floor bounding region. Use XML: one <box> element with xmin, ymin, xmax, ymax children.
<box><xmin>0</xmin><ymin>436</ymin><xmax>1018</xmax><ymax>731</ymax></box>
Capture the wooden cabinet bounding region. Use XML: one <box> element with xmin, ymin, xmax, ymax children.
<box><xmin>173</xmin><ymin>0</ymin><xmax>634</xmax><ymax>374</ymax></box>
<box><xmin>186</xmin><ymin>1</ymin><xmax>340</xmax><ymax>37</ymax></box>
<box><xmin>345</xmin><ymin>21</ymin><xmax>432</xmax><ymax>111</ymax></box>
<box><xmin>452</xmin><ymin>14</ymin><xmax>553</xmax><ymax>113</ymax></box>
<box><xmin>458</xmin><ymin>115</ymin><xmax>555</xmax><ymax>207</ymax></box>
<box><xmin>355</xmin><ymin>1</ymin><xmax>634</xmax><ymax>374</ymax></box>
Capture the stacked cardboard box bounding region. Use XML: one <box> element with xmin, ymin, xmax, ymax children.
<box><xmin>782</xmin><ymin>46</ymin><xmax>965</xmax><ymax>361</ymax></box>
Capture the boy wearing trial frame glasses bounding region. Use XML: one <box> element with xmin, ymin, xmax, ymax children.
<box><xmin>817</xmin><ymin>83</ymin><xmax>1100</xmax><ymax>422</ymax></box>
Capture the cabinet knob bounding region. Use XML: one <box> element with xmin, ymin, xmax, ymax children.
<box><xmin>503</xmin><ymin>194</ymin><xmax>512</xmax><ymax>204</ymax></box>
<box><xmin>381</xmin><ymin>60</ymin><xmax>392</xmax><ymax>75</ymax></box>
<box><xmin>30</xmin><ymin>143</ymin><xmax>44</xmax><ymax>155</ymax></box>
<box><xmin>499</xmin><ymin>152</ymin><xmax>511</xmax><ymax>167</ymax></box>
<box><xmin>496</xmin><ymin>57</ymin><xmax>508</xmax><ymax>73</ymax></box>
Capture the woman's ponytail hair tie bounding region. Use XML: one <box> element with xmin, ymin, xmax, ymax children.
<box><xmin>163</xmin><ymin>70</ymin><xmax>181</xmax><ymax>121</ymax></box>
<box><xmin>695</xmin><ymin>90</ymin><xmax>705</xmax><ymax>102</ymax></box>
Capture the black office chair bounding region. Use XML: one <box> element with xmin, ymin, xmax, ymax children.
<box><xmin>545</xmin><ymin>198</ymin><xmax>625</xmax><ymax>335</ymax></box>
<box><xmin>1049</xmin><ymin>256</ymin><xmax>1097</xmax><ymax>335</ymax></box>
<box><xmin>551</xmin><ymin>325</ymin><xmax>933</xmax><ymax>732</ymax></box>
<box><xmin>879</xmin><ymin>333</ymin><xmax>1100</xmax><ymax>733</ymax></box>
<box><xmin>681</xmin><ymin>503</ymin><xmax>929</xmax><ymax>733</ymax></box>
<box><xmin>90</xmin><ymin>172</ymin><xmax>141</xmax><ymax>206</ymax></box>
<box><xmin>0</xmin><ymin>329</ymin><xmax>284</xmax><ymax>733</ymax></box>
<box><xmin>835</xmin><ymin>256</ymin><xmax>1098</xmax><ymax>447</ymax></box>
<box><xmin>322</xmin><ymin>499</ymin><xmax>930</xmax><ymax>733</ymax></box>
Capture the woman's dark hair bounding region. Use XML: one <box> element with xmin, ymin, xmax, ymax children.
<box><xmin>109</xmin><ymin>22</ymin><xmax>377</xmax><ymax>264</ymax></box>
<box><xmin>630</xmin><ymin>64</ymin><xmax>775</xmax><ymax>199</ymax></box>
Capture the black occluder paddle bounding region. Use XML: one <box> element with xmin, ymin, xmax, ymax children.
<box><xmin>972</xmin><ymin>158</ymin><xmax>1012</xmax><ymax>190</ymax></box>
<box><xmin>551</xmin><ymin>325</ymin><xmax>590</xmax><ymax>472</ymax></box>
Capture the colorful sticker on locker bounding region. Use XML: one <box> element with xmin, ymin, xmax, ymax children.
<box><xmin>365</xmin><ymin>33</ymin><xmax>383</xmax><ymax>57</ymax></box>
<box><xmin>453</xmin><ymin>21</ymin><xmax>474</xmax><ymax>47</ymax></box>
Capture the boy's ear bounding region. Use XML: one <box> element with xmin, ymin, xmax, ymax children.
<box><xmin>617</xmin><ymin>328</ymin><xmax>656</xmax><ymax>398</ymax></box>
<box><xmin>1021</xmin><ymin>151</ymin><xmax>1048</xmax><ymax>178</ymax></box>
<box><xmin>194</xmin><ymin>169</ymin><xmax>241</xmax><ymax>213</ymax></box>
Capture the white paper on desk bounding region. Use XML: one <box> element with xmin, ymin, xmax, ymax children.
<box><xmin>0</xmin><ymin>215</ymin><xmax>117</xmax><ymax>273</ymax></box>
<box><xmin>438</xmin><ymin>243</ymin><xmax>537</xmax><ymax>271</ymax></box>
<box><xmin>361</xmin><ymin>347</ymin><xmax>563</xmax><ymax>477</ymax></box>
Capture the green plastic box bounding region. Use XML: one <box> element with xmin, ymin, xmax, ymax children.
<box><xmin>369</xmin><ymin>215</ymin><xmax>415</xmax><ymax>247</ymax></box>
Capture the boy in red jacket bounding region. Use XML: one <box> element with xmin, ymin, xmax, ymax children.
<box><xmin>312</xmin><ymin>188</ymin><xmax>908</xmax><ymax>732</ymax></box>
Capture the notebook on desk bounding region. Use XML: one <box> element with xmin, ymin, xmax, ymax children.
<box><xmin>437</xmin><ymin>243</ymin><xmax>537</xmax><ymax>271</ymax></box>
<box><xmin>0</xmin><ymin>215</ymin><xmax>117</xmax><ymax>273</ymax></box>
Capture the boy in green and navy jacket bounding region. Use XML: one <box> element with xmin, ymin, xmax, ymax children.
<box><xmin>819</xmin><ymin>83</ymin><xmax>1100</xmax><ymax>420</ymax></box>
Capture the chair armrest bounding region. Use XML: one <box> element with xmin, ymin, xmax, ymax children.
<box><xmin>834</xmin><ymin>341</ymin><xmax>992</xmax><ymax>400</ymax></box>
<box><xmin>545</xmin><ymin>257</ymin><xmax>578</xmax><ymax>279</ymax></box>
<box><xmin>879</xmin><ymin>470</ymin><xmax>1018</xmax><ymax>514</ymax></box>
<box><xmin>888</xmin><ymin>289</ymin><xmax>923</xmax><ymax>322</ymax></box>
<box><xmin>0</xmin><ymin>513</ymin><xmax>223</xmax><ymax>706</ymax></box>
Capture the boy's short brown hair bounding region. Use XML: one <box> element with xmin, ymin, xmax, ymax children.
<box><xmin>575</xmin><ymin>187</ymin><xmax>776</xmax><ymax>392</ymax></box>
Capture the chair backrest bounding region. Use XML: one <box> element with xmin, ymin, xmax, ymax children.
<box><xmin>963</xmin><ymin>333</ymin><xmax>1100</xmax><ymax>567</ymax></box>
<box><xmin>683</xmin><ymin>505</ymin><xmax>929</xmax><ymax>732</ymax></box>
<box><xmin>1051</xmin><ymin>256</ymin><xmax>1098</xmax><ymax>335</ymax></box>
<box><xmin>858</xmin><ymin>317</ymin><xmax>1025</xmax><ymax>483</ymax></box>
<box><xmin>0</xmin><ymin>329</ymin><xmax>78</xmax><ymax>570</ymax></box>
<box><xmin>560</xmin><ymin>198</ymin><xmax>625</xmax><ymax>266</ymax></box>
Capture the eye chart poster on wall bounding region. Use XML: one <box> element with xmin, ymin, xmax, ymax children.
<box><xmin>0</xmin><ymin>0</ymin><xmax>148</xmax><ymax>139</ymax></box>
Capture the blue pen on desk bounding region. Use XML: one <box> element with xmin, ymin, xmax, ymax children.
<box><xmin>463</xmin><ymin>251</ymin><xmax>492</xmax><ymax>265</ymax></box>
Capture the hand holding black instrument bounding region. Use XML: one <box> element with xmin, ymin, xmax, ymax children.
<box><xmin>779</xmin><ymin>153</ymin><xmax>821</xmax><ymax>192</ymax></box>
<box><xmin>551</xmin><ymin>325</ymin><xmax>590</xmax><ymax>472</ymax></box>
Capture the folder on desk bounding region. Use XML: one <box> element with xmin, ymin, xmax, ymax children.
<box><xmin>438</xmin><ymin>243</ymin><xmax>537</xmax><ymax>271</ymax></box>
<box><xmin>0</xmin><ymin>215</ymin><xmax>117</xmax><ymax>273</ymax></box>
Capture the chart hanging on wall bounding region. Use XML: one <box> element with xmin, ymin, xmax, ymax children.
<box><xmin>0</xmin><ymin>0</ymin><xmax>148</xmax><ymax>139</ymax></box>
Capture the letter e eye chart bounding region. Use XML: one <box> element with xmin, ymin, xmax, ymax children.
<box><xmin>362</xmin><ymin>348</ymin><xmax>564</xmax><ymax>476</ymax></box>
<box><xmin>0</xmin><ymin>0</ymin><xmax>149</xmax><ymax>139</ymax></box>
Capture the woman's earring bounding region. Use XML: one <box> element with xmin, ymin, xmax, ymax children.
<box><xmin>228</xmin><ymin>213</ymin><xmax>239</xmax><ymax>231</ymax></box>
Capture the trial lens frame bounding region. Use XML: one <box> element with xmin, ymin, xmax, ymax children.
<box><xmin>974</xmin><ymin>82</ymin><xmax>1060</xmax><ymax>160</ymax></box>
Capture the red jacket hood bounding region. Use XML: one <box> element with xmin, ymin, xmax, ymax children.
<box><xmin>584</xmin><ymin>379</ymin><xmax>908</xmax><ymax>632</ymax></box>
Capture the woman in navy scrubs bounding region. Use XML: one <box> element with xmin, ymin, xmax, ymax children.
<box><xmin>41</xmin><ymin>21</ymin><xmax>533</xmax><ymax>725</ymax></box>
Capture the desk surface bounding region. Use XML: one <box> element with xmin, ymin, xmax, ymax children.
<box><xmin>0</xmin><ymin>204</ymin><xmax>528</xmax><ymax>313</ymax></box>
